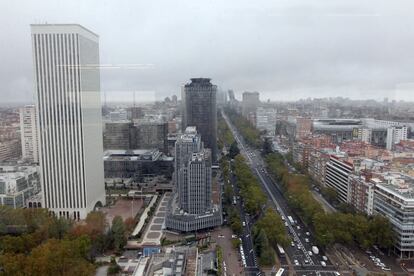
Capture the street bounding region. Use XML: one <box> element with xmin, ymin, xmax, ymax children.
<box><xmin>222</xmin><ymin>110</ymin><xmax>341</xmax><ymax>276</ymax></box>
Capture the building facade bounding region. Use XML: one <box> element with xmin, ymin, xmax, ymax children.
<box><xmin>135</xmin><ymin>118</ymin><xmax>168</xmax><ymax>154</ymax></box>
<box><xmin>103</xmin><ymin>149</ymin><xmax>173</xmax><ymax>180</ymax></box>
<box><xmin>241</xmin><ymin>91</ymin><xmax>260</xmax><ymax>118</ymax></box>
<box><xmin>0</xmin><ymin>140</ymin><xmax>21</xmax><ymax>162</ymax></box>
<box><xmin>182</xmin><ymin>78</ymin><xmax>217</xmax><ymax>161</ymax></box>
<box><xmin>31</xmin><ymin>24</ymin><xmax>106</xmax><ymax>219</ymax></box>
<box><xmin>256</xmin><ymin>107</ymin><xmax>276</xmax><ymax>135</ymax></box>
<box><xmin>20</xmin><ymin>105</ymin><xmax>39</xmax><ymax>163</ymax></box>
<box><xmin>386</xmin><ymin>126</ymin><xmax>408</xmax><ymax>150</ymax></box>
<box><xmin>166</xmin><ymin>127</ymin><xmax>221</xmax><ymax>232</ymax></box>
<box><xmin>0</xmin><ymin>165</ymin><xmax>40</xmax><ymax>208</ymax></box>
<box><xmin>325</xmin><ymin>155</ymin><xmax>353</xmax><ymax>202</ymax></box>
<box><xmin>373</xmin><ymin>172</ymin><xmax>414</xmax><ymax>258</ymax></box>
<box><xmin>103</xmin><ymin>121</ymin><xmax>137</xmax><ymax>150</ymax></box>
<box><xmin>347</xmin><ymin>174</ymin><xmax>375</xmax><ymax>215</ymax></box>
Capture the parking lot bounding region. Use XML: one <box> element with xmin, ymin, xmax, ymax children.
<box><xmin>211</xmin><ymin>226</ymin><xmax>244</xmax><ymax>276</ymax></box>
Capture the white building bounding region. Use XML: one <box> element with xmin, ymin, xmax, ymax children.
<box><xmin>325</xmin><ymin>154</ymin><xmax>353</xmax><ymax>202</ymax></box>
<box><xmin>31</xmin><ymin>24</ymin><xmax>106</xmax><ymax>220</ymax></box>
<box><xmin>0</xmin><ymin>165</ymin><xmax>40</xmax><ymax>208</ymax></box>
<box><xmin>386</xmin><ymin>126</ymin><xmax>408</xmax><ymax>150</ymax></box>
<box><xmin>20</xmin><ymin>105</ymin><xmax>39</xmax><ymax>163</ymax></box>
<box><xmin>256</xmin><ymin>107</ymin><xmax>277</xmax><ymax>135</ymax></box>
<box><xmin>373</xmin><ymin>172</ymin><xmax>414</xmax><ymax>258</ymax></box>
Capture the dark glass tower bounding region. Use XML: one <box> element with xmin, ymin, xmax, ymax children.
<box><xmin>182</xmin><ymin>78</ymin><xmax>217</xmax><ymax>161</ymax></box>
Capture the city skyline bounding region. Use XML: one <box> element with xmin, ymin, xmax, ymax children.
<box><xmin>2</xmin><ymin>0</ymin><xmax>414</xmax><ymax>103</ymax></box>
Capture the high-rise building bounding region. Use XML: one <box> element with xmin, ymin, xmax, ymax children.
<box><xmin>19</xmin><ymin>105</ymin><xmax>39</xmax><ymax>163</ymax></box>
<box><xmin>182</xmin><ymin>78</ymin><xmax>217</xmax><ymax>161</ymax></box>
<box><xmin>166</xmin><ymin>127</ymin><xmax>222</xmax><ymax>232</ymax></box>
<box><xmin>242</xmin><ymin>91</ymin><xmax>260</xmax><ymax>118</ymax></box>
<box><xmin>31</xmin><ymin>24</ymin><xmax>105</xmax><ymax>220</ymax></box>
<box><xmin>256</xmin><ymin>107</ymin><xmax>277</xmax><ymax>135</ymax></box>
<box><xmin>174</xmin><ymin>126</ymin><xmax>202</xmax><ymax>207</ymax></box>
<box><xmin>386</xmin><ymin>126</ymin><xmax>408</xmax><ymax>150</ymax></box>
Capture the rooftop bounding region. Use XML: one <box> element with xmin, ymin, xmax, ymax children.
<box><xmin>103</xmin><ymin>149</ymin><xmax>165</xmax><ymax>161</ymax></box>
<box><xmin>30</xmin><ymin>24</ymin><xmax>99</xmax><ymax>42</ymax></box>
<box><xmin>375</xmin><ymin>172</ymin><xmax>414</xmax><ymax>200</ymax></box>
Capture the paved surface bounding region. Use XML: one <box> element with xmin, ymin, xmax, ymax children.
<box><xmin>211</xmin><ymin>227</ymin><xmax>244</xmax><ymax>276</ymax></box>
<box><xmin>100</xmin><ymin>198</ymin><xmax>144</xmax><ymax>224</ymax></box>
<box><xmin>95</xmin><ymin>265</ymin><xmax>109</xmax><ymax>276</ymax></box>
<box><xmin>141</xmin><ymin>193</ymin><xmax>171</xmax><ymax>245</ymax></box>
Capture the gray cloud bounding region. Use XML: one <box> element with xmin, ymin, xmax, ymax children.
<box><xmin>1</xmin><ymin>0</ymin><xmax>414</xmax><ymax>103</ymax></box>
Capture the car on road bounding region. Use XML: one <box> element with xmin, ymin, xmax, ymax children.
<box><xmin>291</xmin><ymin>242</ymin><xmax>295</xmax><ymax>247</ymax></box>
<box><xmin>308</xmin><ymin>251</ymin><xmax>313</xmax><ymax>256</ymax></box>
<box><xmin>382</xmin><ymin>267</ymin><xmax>391</xmax><ymax>271</ymax></box>
<box><xmin>322</xmin><ymin>255</ymin><xmax>328</xmax><ymax>261</ymax></box>
<box><xmin>321</xmin><ymin>261</ymin><xmax>326</xmax><ymax>267</ymax></box>
<box><xmin>305</xmin><ymin>232</ymin><xmax>310</xmax><ymax>236</ymax></box>
<box><xmin>232</xmin><ymin>234</ymin><xmax>238</xmax><ymax>238</ymax></box>
<box><xmin>218</xmin><ymin>234</ymin><xmax>225</xmax><ymax>238</ymax></box>
<box><xmin>242</xmin><ymin>221</ymin><xmax>246</xmax><ymax>227</ymax></box>
<box><xmin>296</xmin><ymin>226</ymin><xmax>301</xmax><ymax>230</ymax></box>
<box><xmin>294</xmin><ymin>260</ymin><xmax>299</xmax><ymax>266</ymax></box>
<box><xmin>305</xmin><ymin>238</ymin><xmax>309</xmax><ymax>243</ymax></box>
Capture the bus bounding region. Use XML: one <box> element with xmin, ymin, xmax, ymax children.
<box><xmin>287</xmin><ymin>216</ymin><xmax>295</xmax><ymax>225</ymax></box>
<box><xmin>276</xmin><ymin>244</ymin><xmax>285</xmax><ymax>258</ymax></box>
<box><xmin>275</xmin><ymin>268</ymin><xmax>285</xmax><ymax>276</ymax></box>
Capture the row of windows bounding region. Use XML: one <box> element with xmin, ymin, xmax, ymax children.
<box><xmin>34</xmin><ymin>32</ymin><xmax>86</xmax><ymax>210</ymax></box>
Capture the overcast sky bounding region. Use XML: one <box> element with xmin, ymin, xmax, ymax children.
<box><xmin>1</xmin><ymin>0</ymin><xmax>414</xmax><ymax>103</ymax></box>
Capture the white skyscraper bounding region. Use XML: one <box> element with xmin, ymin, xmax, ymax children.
<box><xmin>31</xmin><ymin>24</ymin><xmax>105</xmax><ymax>220</ymax></box>
<box><xmin>20</xmin><ymin>105</ymin><xmax>39</xmax><ymax>163</ymax></box>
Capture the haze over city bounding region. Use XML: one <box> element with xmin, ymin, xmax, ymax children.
<box><xmin>1</xmin><ymin>0</ymin><xmax>414</xmax><ymax>103</ymax></box>
<box><xmin>3</xmin><ymin>1</ymin><xmax>414</xmax><ymax>276</ymax></box>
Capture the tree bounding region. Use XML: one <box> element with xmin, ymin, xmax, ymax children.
<box><xmin>262</xmin><ymin>137</ymin><xmax>273</xmax><ymax>155</ymax></box>
<box><xmin>369</xmin><ymin>215</ymin><xmax>394</xmax><ymax>249</ymax></box>
<box><xmin>256</xmin><ymin>208</ymin><xmax>290</xmax><ymax>248</ymax></box>
<box><xmin>321</xmin><ymin>187</ymin><xmax>338</xmax><ymax>204</ymax></box>
<box><xmin>228</xmin><ymin>142</ymin><xmax>240</xmax><ymax>159</ymax></box>
<box><xmin>124</xmin><ymin>217</ymin><xmax>136</xmax><ymax>233</ymax></box>
<box><xmin>254</xmin><ymin>228</ymin><xmax>274</xmax><ymax>266</ymax></box>
<box><xmin>111</xmin><ymin>216</ymin><xmax>126</xmax><ymax>252</ymax></box>
<box><xmin>25</xmin><ymin>238</ymin><xmax>95</xmax><ymax>276</ymax></box>
<box><xmin>48</xmin><ymin>216</ymin><xmax>72</xmax><ymax>240</ymax></box>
